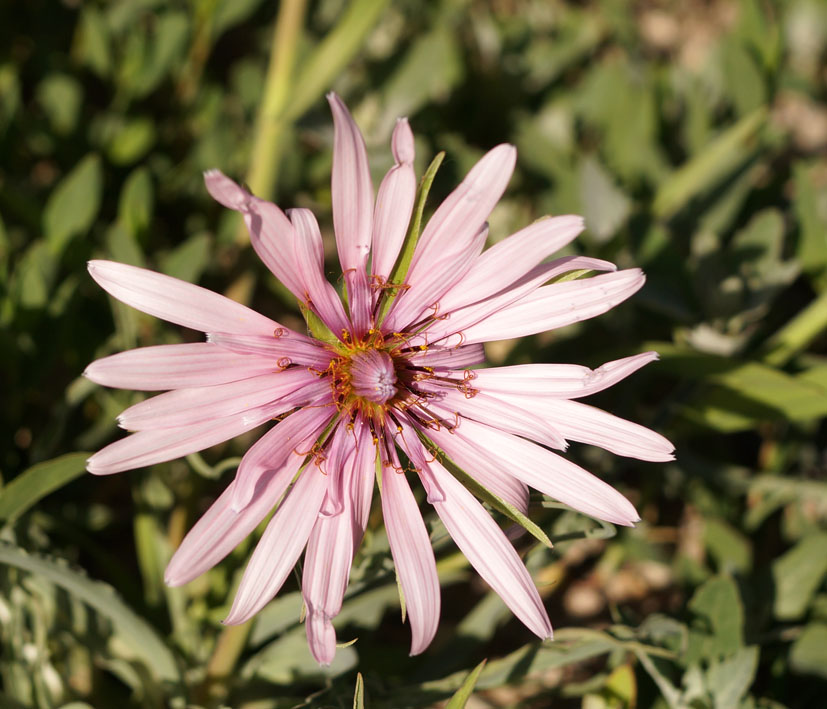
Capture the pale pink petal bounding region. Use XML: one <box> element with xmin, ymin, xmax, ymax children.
<box><xmin>231</xmin><ymin>404</ymin><xmax>336</xmax><ymax>511</ymax></box>
<box><xmin>425</xmin><ymin>423</ymin><xmax>530</xmax><ymax>515</ymax></box>
<box><xmin>306</xmin><ymin>612</ymin><xmax>337</xmax><ymax>667</ymax></box>
<box><xmin>84</xmin><ymin>343</ymin><xmax>279</xmax><ymax>391</ymax></box>
<box><xmin>349</xmin><ymin>415</ymin><xmax>377</xmax><ymax>541</ymax></box>
<box><xmin>165</xmin><ymin>452</ymin><xmax>306</xmax><ymax>586</ymax></box>
<box><xmin>426</xmin><ymin>388</ymin><xmax>566</xmax><ymax>450</ymax></box>
<box><xmin>428</xmin><ymin>460</ymin><xmax>552</xmax><ymax>639</ymax></box>
<box><xmin>328</xmin><ymin>93</ymin><xmax>373</xmax><ymax>272</ymax></box>
<box><xmin>379</xmin><ymin>435</ymin><xmax>440</xmax><ymax>655</ymax></box>
<box><xmin>460</xmin><ymin>352</ymin><xmax>660</xmax><ymax>398</ymax></box>
<box><xmin>405</xmin><ymin>344</ymin><xmax>486</xmax><ymax>370</ymax></box>
<box><xmin>88</xmin><ymin>260</ymin><xmax>282</xmax><ymax>336</ymax></box>
<box><xmin>288</xmin><ymin>208</ymin><xmax>350</xmax><ymax>335</ymax></box>
<box><xmin>117</xmin><ymin>369</ymin><xmax>325</xmax><ymax>431</ymax></box>
<box><xmin>437</xmin><ymin>215</ymin><xmax>584</xmax><ymax>313</ymax></box>
<box><xmin>414</xmin><ymin>256</ymin><xmax>618</xmax><ymax>347</ymax></box>
<box><xmin>392</xmin><ymin>420</ymin><xmax>445</xmax><ymax>503</ymax></box>
<box><xmin>206</xmin><ymin>332</ymin><xmax>332</xmax><ymax>369</ymax></box>
<box><xmin>303</xmin><ymin>452</ymin><xmax>357</xmax><ymax>665</ymax></box>
<box><xmin>442</xmin><ymin>417</ymin><xmax>640</xmax><ymax>526</ymax></box>
<box><xmin>223</xmin><ymin>464</ymin><xmax>328</xmax><ymax>625</ymax></box>
<box><xmin>391</xmin><ymin>117</ymin><xmax>415</xmax><ymax>164</ymax></box>
<box><xmin>503</xmin><ymin>396</ymin><xmax>675</xmax><ymax>462</ymax></box>
<box><xmin>371</xmin><ymin>120</ymin><xmax>417</xmax><ymax>281</ymax></box>
<box><xmin>386</xmin><ymin>144</ymin><xmax>516</xmax><ymax>329</ymax></box>
<box><xmin>344</xmin><ymin>266</ymin><xmax>373</xmax><ymax>338</ymax></box>
<box><xmin>203</xmin><ymin>170</ymin><xmax>305</xmax><ymax>299</ymax></box>
<box><xmin>460</xmin><ymin>269</ymin><xmax>646</xmax><ymax>344</ymax></box>
<box><xmin>385</xmin><ymin>222</ymin><xmax>489</xmax><ymax>331</ymax></box>
<box><xmin>86</xmin><ymin>404</ymin><xmax>281</xmax><ymax>476</ymax></box>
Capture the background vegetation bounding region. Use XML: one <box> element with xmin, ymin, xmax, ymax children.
<box><xmin>1</xmin><ymin>0</ymin><xmax>826</xmax><ymax>706</ymax></box>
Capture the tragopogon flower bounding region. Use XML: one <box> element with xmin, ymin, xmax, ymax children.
<box><xmin>85</xmin><ymin>93</ymin><xmax>674</xmax><ymax>664</ymax></box>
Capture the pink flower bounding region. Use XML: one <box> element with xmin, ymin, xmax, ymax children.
<box><xmin>85</xmin><ymin>93</ymin><xmax>674</xmax><ymax>665</ymax></box>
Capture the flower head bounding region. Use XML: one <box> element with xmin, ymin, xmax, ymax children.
<box><xmin>85</xmin><ymin>93</ymin><xmax>674</xmax><ymax>664</ymax></box>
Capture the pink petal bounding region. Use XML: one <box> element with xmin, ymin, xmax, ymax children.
<box><xmin>460</xmin><ymin>268</ymin><xmax>646</xmax><ymax>344</ymax></box>
<box><xmin>427</xmin><ymin>387</ymin><xmax>566</xmax><ymax>450</ymax></box>
<box><xmin>303</xmin><ymin>453</ymin><xmax>357</xmax><ymax>665</ymax></box>
<box><xmin>203</xmin><ymin>170</ymin><xmax>306</xmax><ymax>299</ymax></box>
<box><xmin>86</xmin><ymin>404</ymin><xmax>281</xmax><ymax>476</ymax></box>
<box><xmin>117</xmin><ymin>369</ymin><xmax>325</xmax><ymax>431</ymax></box>
<box><xmin>405</xmin><ymin>344</ymin><xmax>486</xmax><ymax>370</ymax></box>
<box><xmin>428</xmin><ymin>459</ymin><xmax>552</xmax><ymax>639</ymax></box>
<box><xmin>504</xmin><ymin>396</ymin><xmax>676</xmax><ymax>462</ymax></box>
<box><xmin>386</xmin><ymin>222</ymin><xmax>489</xmax><ymax>331</ymax></box>
<box><xmin>437</xmin><ymin>215</ymin><xmax>584</xmax><ymax>313</ymax></box>
<box><xmin>349</xmin><ymin>414</ymin><xmax>377</xmax><ymax>542</ymax></box>
<box><xmin>371</xmin><ymin>120</ymin><xmax>417</xmax><ymax>281</ymax></box>
<box><xmin>88</xmin><ymin>260</ymin><xmax>282</xmax><ymax>336</ymax></box>
<box><xmin>223</xmin><ymin>464</ymin><xmax>328</xmax><ymax>625</ymax></box>
<box><xmin>462</xmin><ymin>352</ymin><xmax>660</xmax><ymax>398</ymax></box>
<box><xmin>415</xmin><ymin>256</ymin><xmax>617</xmax><ymax>347</ymax></box>
<box><xmin>387</xmin><ymin>144</ymin><xmax>516</xmax><ymax>328</ymax></box>
<box><xmin>391</xmin><ymin>117</ymin><xmax>415</xmax><ymax>164</ymax></box>
<box><xmin>379</xmin><ymin>434</ymin><xmax>440</xmax><ymax>655</ymax></box>
<box><xmin>231</xmin><ymin>403</ymin><xmax>336</xmax><ymax>511</ymax></box>
<box><xmin>328</xmin><ymin>93</ymin><xmax>373</xmax><ymax>272</ymax></box>
<box><xmin>443</xmin><ymin>417</ymin><xmax>640</xmax><ymax>526</ymax></box>
<box><xmin>288</xmin><ymin>208</ymin><xmax>350</xmax><ymax>335</ymax></box>
<box><xmin>206</xmin><ymin>332</ymin><xmax>333</xmax><ymax>369</ymax></box>
<box><xmin>84</xmin><ymin>343</ymin><xmax>280</xmax><ymax>391</ymax></box>
<box><xmin>425</xmin><ymin>423</ymin><xmax>530</xmax><ymax>515</ymax></box>
<box><xmin>165</xmin><ymin>452</ymin><xmax>306</xmax><ymax>586</ymax></box>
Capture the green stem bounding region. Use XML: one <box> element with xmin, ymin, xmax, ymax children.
<box><xmin>761</xmin><ymin>289</ymin><xmax>827</xmax><ymax>367</ymax></box>
<box><xmin>196</xmin><ymin>621</ymin><xmax>253</xmax><ymax>704</ymax></box>
<box><xmin>245</xmin><ymin>0</ymin><xmax>308</xmax><ymax>199</ymax></box>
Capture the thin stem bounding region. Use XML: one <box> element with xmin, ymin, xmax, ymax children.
<box><xmin>244</xmin><ymin>0</ymin><xmax>308</xmax><ymax>204</ymax></box>
<box><xmin>196</xmin><ymin>621</ymin><xmax>254</xmax><ymax>705</ymax></box>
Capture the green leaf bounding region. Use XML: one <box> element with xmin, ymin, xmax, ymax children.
<box><xmin>706</xmin><ymin>646</ymin><xmax>759</xmax><ymax>708</ymax></box>
<box><xmin>118</xmin><ymin>167</ymin><xmax>154</xmax><ymax>239</ymax></box>
<box><xmin>432</xmin><ymin>445</ymin><xmax>553</xmax><ymax>550</ymax></box>
<box><xmin>703</xmin><ymin>518</ymin><xmax>752</xmax><ymax>574</ymax></box>
<box><xmin>772</xmin><ymin>533</ymin><xmax>827</xmax><ymax>620</ymax></box>
<box><xmin>790</xmin><ymin>623</ymin><xmax>827</xmax><ymax>679</ymax></box>
<box><xmin>43</xmin><ymin>153</ymin><xmax>103</xmax><ymax>255</ymax></box>
<box><xmin>285</xmin><ymin>0</ymin><xmax>392</xmax><ymax>121</ymax></box>
<box><xmin>652</xmin><ymin>107</ymin><xmax>766</xmax><ymax>219</ymax></box>
<box><xmin>107</xmin><ymin>117</ymin><xmax>156</xmax><ymax>165</ymax></box>
<box><xmin>0</xmin><ymin>452</ymin><xmax>90</xmax><ymax>524</ymax></box>
<box><xmin>445</xmin><ymin>659</ymin><xmax>487</xmax><ymax>709</ymax></box>
<box><xmin>159</xmin><ymin>233</ymin><xmax>211</xmax><ymax>283</ymax></box>
<box><xmin>0</xmin><ymin>543</ymin><xmax>183</xmax><ymax>689</ymax></box>
<box><xmin>376</xmin><ymin>150</ymin><xmax>445</xmax><ymax>325</ymax></box>
<box><xmin>353</xmin><ymin>672</ymin><xmax>365</xmax><ymax>709</ymax></box>
<box><xmin>378</xmin><ymin>27</ymin><xmax>463</xmax><ymax>134</ymax></box>
<box><xmin>579</xmin><ymin>156</ymin><xmax>630</xmax><ymax>243</ymax></box>
<box><xmin>686</xmin><ymin>575</ymin><xmax>744</xmax><ymax>662</ymax></box>
<box><xmin>73</xmin><ymin>6</ymin><xmax>111</xmax><ymax>78</ymax></box>
<box><xmin>36</xmin><ymin>74</ymin><xmax>83</xmax><ymax>135</ymax></box>
<box><xmin>794</xmin><ymin>161</ymin><xmax>827</xmax><ymax>277</ymax></box>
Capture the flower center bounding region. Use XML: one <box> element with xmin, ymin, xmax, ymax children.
<box><xmin>348</xmin><ymin>349</ymin><xmax>398</xmax><ymax>404</ymax></box>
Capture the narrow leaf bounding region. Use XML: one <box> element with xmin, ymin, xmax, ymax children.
<box><xmin>0</xmin><ymin>452</ymin><xmax>90</xmax><ymax>524</ymax></box>
<box><xmin>0</xmin><ymin>543</ymin><xmax>183</xmax><ymax>688</ymax></box>
<box><xmin>353</xmin><ymin>672</ymin><xmax>365</xmax><ymax>709</ymax></box>
<box><xmin>445</xmin><ymin>659</ymin><xmax>487</xmax><ymax>709</ymax></box>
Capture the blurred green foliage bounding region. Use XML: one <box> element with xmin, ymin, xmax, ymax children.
<box><xmin>1</xmin><ymin>0</ymin><xmax>826</xmax><ymax>707</ymax></box>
